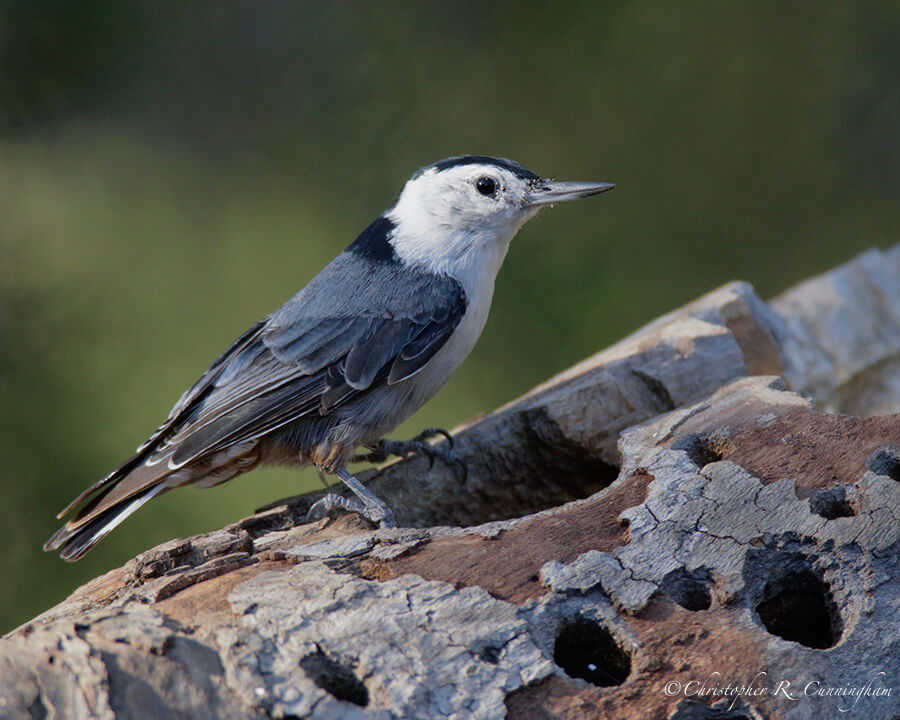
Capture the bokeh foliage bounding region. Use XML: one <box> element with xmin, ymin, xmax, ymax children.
<box><xmin>1</xmin><ymin>1</ymin><xmax>897</xmax><ymax>632</ymax></box>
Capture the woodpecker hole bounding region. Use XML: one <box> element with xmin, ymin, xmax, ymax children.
<box><xmin>809</xmin><ymin>486</ymin><xmax>857</xmax><ymax>520</ymax></box>
<box><xmin>477</xmin><ymin>644</ymin><xmax>502</xmax><ymax>664</ymax></box>
<box><xmin>299</xmin><ymin>651</ymin><xmax>369</xmax><ymax>707</ymax></box>
<box><xmin>755</xmin><ymin>570</ymin><xmax>841</xmax><ymax>649</ymax></box>
<box><xmin>867</xmin><ymin>446</ymin><xmax>900</xmax><ymax>482</ymax></box>
<box><xmin>553</xmin><ymin>619</ymin><xmax>630</xmax><ymax>687</ymax></box>
<box><xmin>661</xmin><ymin>568</ymin><xmax>712</xmax><ymax>611</ymax></box>
<box><xmin>672</xmin><ymin>433</ymin><xmax>734</xmax><ymax>468</ymax></box>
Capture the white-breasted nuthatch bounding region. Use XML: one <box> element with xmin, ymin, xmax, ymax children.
<box><xmin>45</xmin><ymin>155</ymin><xmax>614</xmax><ymax>560</ymax></box>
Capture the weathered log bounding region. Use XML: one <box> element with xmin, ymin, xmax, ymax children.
<box><xmin>2</xmin><ymin>243</ymin><xmax>898</xmax><ymax>720</ymax></box>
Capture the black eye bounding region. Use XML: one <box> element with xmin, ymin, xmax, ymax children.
<box><xmin>476</xmin><ymin>176</ymin><xmax>497</xmax><ymax>196</ymax></box>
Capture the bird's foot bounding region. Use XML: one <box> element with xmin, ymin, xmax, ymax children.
<box><xmin>306</xmin><ymin>467</ymin><xmax>397</xmax><ymax>528</ymax></box>
<box><xmin>306</xmin><ymin>493</ymin><xmax>397</xmax><ymax>528</ymax></box>
<box><xmin>352</xmin><ymin>427</ymin><xmax>467</xmax><ymax>480</ymax></box>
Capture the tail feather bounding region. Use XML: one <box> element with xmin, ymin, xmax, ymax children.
<box><xmin>45</xmin><ymin>319</ymin><xmax>273</xmax><ymax>560</ymax></box>
<box><xmin>44</xmin><ymin>483</ymin><xmax>167</xmax><ymax>562</ymax></box>
<box><xmin>56</xmin><ymin>457</ymin><xmax>140</xmax><ymax>519</ymax></box>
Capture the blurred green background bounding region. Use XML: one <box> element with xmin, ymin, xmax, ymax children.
<box><xmin>1</xmin><ymin>1</ymin><xmax>897</xmax><ymax>633</ymax></box>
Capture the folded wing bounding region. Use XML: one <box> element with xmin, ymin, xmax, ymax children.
<box><xmin>47</xmin><ymin>252</ymin><xmax>466</xmax><ymax>557</ymax></box>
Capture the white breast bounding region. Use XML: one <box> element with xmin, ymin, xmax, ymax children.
<box><xmin>412</xmin><ymin>274</ymin><xmax>493</xmax><ymax>398</ymax></box>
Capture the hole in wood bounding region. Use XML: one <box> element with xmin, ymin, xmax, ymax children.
<box><xmin>553</xmin><ymin>618</ymin><xmax>630</xmax><ymax>687</ymax></box>
<box><xmin>755</xmin><ymin>570</ymin><xmax>841</xmax><ymax>649</ymax></box>
<box><xmin>299</xmin><ymin>650</ymin><xmax>369</xmax><ymax>707</ymax></box>
<box><xmin>672</xmin><ymin>432</ymin><xmax>734</xmax><ymax>468</ymax></box>
<box><xmin>661</xmin><ymin>568</ymin><xmax>712</xmax><ymax>611</ymax></box>
<box><xmin>477</xmin><ymin>644</ymin><xmax>502</xmax><ymax>664</ymax></box>
<box><xmin>809</xmin><ymin>486</ymin><xmax>857</xmax><ymax>520</ymax></box>
<box><xmin>867</xmin><ymin>445</ymin><xmax>900</xmax><ymax>482</ymax></box>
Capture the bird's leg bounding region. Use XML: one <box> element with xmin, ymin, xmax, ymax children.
<box><xmin>306</xmin><ymin>465</ymin><xmax>396</xmax><ymax>528</ymax></box>
<box><xmin>351</xmin><ymin>427</ymin><xmax>467</xmax><ymax>480</ymax></box>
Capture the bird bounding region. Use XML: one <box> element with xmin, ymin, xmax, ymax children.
<box><xmin>44</xmin><ymin>155</ymin><xmax>614</xmax><ymax>561</ymax></box>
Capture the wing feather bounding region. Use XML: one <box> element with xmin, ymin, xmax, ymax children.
<box><xmin>388</xmin><ymin>321</ymin><xmax>457</xmax><ymax>383</ymax></box>
<box><xmin>344</xmin><ymin>319</ymin><xmax>415</xmax><ymax>389</ymax></box>
<box><xmin>56</xmin><ymin>251</ymin><xmax>468</xmax><ymax>535</ymax></box>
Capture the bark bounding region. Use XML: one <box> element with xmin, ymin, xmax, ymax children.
<box><xmin>2</xmin><ymin>243</ymin><xmax>898</xmax><ymax>720</ymax></box>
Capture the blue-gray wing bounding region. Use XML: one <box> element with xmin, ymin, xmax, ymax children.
<box><xmin>54</xmin><ymin>235</ymin><xmax>469</xmax><ymax>540</ymax></box>
<box><xmin>59</xmin><ymin>252</ymin><xmax>468</xmax><ymax>525</ymax></box>
<box><xmin>160</xmin><ymin>252</ymin><xmax>468</xmax><ymax>466</ymax></box>
<box><xmin>264</xmin><ymin>253</ymin><xmax>467</xmax><ymax>383</ymax></box>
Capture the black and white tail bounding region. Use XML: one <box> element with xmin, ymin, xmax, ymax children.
<box><xmin>43</xmin><ymin>483</ymin><xmax>167</xmax><ymax>561</ymax></box>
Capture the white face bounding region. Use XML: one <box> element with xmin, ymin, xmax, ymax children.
<box><xmin>386</xmin><ymin>163</ymin><xmax>542</xmax><ymax>276</ymax></box>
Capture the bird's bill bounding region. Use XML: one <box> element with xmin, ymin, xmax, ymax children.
<box><xmin>524</xmin><ymin>180</ymin><xmax>615</xmax><ymax>207</ymax></box>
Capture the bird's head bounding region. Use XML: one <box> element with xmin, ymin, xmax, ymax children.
<box><xmin>386</xmin><ymin>155</ymin><xmax>614</xmax><ymax>276</ymax></box>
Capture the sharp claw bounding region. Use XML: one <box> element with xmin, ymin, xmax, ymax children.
<box><xmin>317</xmin><ymin>467</ymin><xmax>330</xmax><ymax>488</ymax></box>
<box><xmin>306</xmin><ymin>493</ymin><xmax>364</xmax><ymax>523</ymax></box>
<box><xmin>306</xmin><ymin>491</ymin><xmax>396</xmax><ymax>528</ymax></box>
<box><xmin>417</xmin><ymin>427</ymin><xmax>454</xmax><ymax>449</ymax></box>
<box><xmin>358</xmin><ymin>428</ymin><xmax>465</xmax><ymax>481</ymax></box>
<box><xmin>350</xmin><ymin>442</ymin><xmax>387</xmax><ymax>465</ymax></box>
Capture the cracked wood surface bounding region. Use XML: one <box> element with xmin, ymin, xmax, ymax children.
<box><xmin>1</xmin><ymin>243</ymin><xmax>898</xmax><ymax>720</ymax></box>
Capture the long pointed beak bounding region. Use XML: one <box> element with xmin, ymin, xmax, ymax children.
<box><xmin>524</xmin><ymin>180</ymin><xmax>615</xmax><ymax>207</ymax></box>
